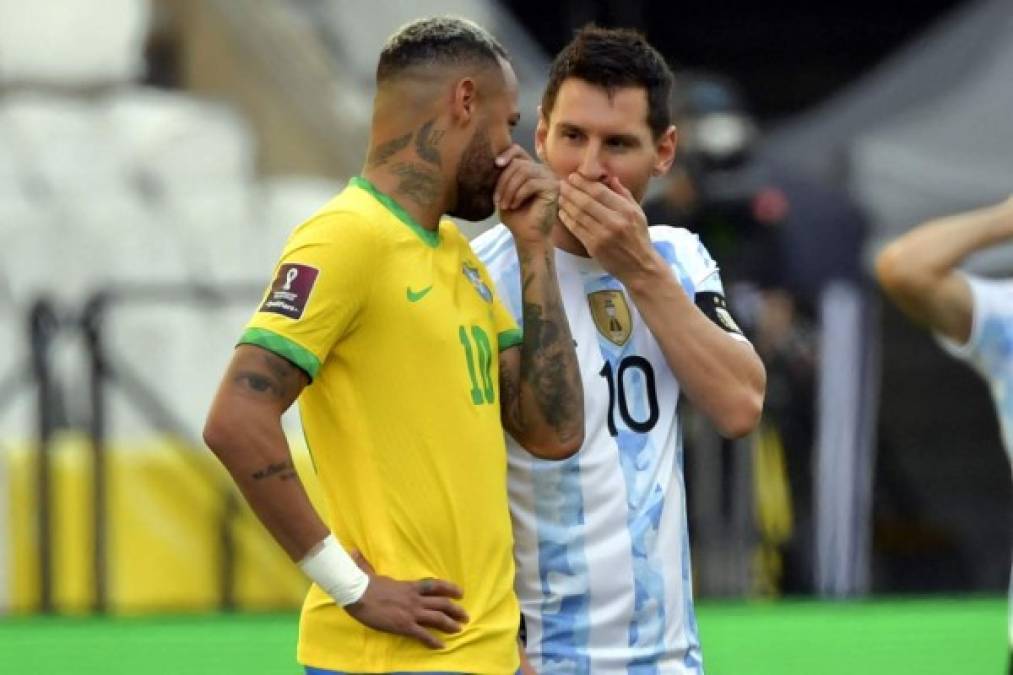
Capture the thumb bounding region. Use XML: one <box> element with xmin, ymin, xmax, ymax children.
<box><xmin>608</xmin><ymin>175</ymin><xmax>634</xmax><ymax>201</ymax></box>
<box><xmin>350</xmin><ymin>550</ymin><xmax>375</xmax><ymax>575</ymax></box>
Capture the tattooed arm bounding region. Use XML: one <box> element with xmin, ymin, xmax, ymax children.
<box><xmin>205</xmin><ymin>344</ymin><xmax>469</xmax><ymax>644</ymax></box>
<box><xmin>203</xmin><ymin>344</ymin><xmax>327</xmax><ymax>561</ymax></box>
<box><xmin>495</xmin><ymin>145</ymin><xmax>584</xmax><ymax>460</ymax></box>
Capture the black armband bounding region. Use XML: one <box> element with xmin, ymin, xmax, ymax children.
<box><xmin>695</xmin><ymin>291</ymin><xmax>743</xmax><ymax>336</ymax></box>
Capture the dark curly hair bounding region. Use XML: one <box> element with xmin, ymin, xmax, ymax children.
<box><xmin>542</xmin><ymin>25</ymin><xmax>673</xmax><ymax>139</ymax></box>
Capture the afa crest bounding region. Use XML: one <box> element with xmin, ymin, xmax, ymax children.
<box><xmin>462</xmin><ymin>262</ymin><xmax>493</xmax><ymax>303</ymax></box>
<box><xmin>588</xmin><ymin>290</ymin><xmax>632</xmax><ymax>346</ymax></box>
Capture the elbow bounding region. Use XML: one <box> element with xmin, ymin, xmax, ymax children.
<box><xmin>715</xmin><ymin>395</ymin><xmax>763</xmax><ymax>440</ymax></box>
<box><xmin>714</xmin><ymin>369</ymin><xmax>766</xmax><ymax>440</ymax></box>
<box><xmin>875</xmin><ymin>241</ymin><xmax>925</xmax><ymax>301</ymax></box>
<box><xmin>202</xmin><ymin>411</ymin><xmax>236</xmax><ymax>460</ymax></box>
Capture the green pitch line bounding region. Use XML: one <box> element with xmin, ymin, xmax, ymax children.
<box><xmin>0</xmin><ymin>597</ymin><xmax>1005</xmax><ymax>674</ymax></box>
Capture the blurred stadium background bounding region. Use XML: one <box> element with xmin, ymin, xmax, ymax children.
<box><xmin>0</xmin><ymin>0</ymin><xmax>1009</xmax><ymax>673</ymax></box>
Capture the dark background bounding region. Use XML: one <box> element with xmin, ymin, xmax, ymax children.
<box><xmin>505</xmin><ymin>0</ymin><xmax>967</xmax><ymax>121</ymax></box>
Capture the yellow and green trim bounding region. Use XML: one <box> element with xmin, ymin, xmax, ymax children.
<box><xmin>350</xmin><ymin>175</ymin><xmax>440</xmax><ymax>248</ymax></box>
<box><xmin>238</xmin><ymin>328</ymin><xmax>321</xmax><ymax>381</ymax></box>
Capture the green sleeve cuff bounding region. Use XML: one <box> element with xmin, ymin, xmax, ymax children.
<box><xmin>498</xmin><ymin>328</ymin><xmax>523</xmax><ymax>351</ymax></box>
<box><xmin>238</xmin><ymin>328</ymin><xmax>321</xmax><ymax>381</ymax></box>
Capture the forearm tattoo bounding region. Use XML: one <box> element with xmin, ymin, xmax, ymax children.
<box><xmin>251</xmin><ymin>461</ymin><xmax>297</xmax><ymax>482</ymax></box>
<box><xmin>518</xmin><ymin>251</ymin><xmax>583</xmax><ymax>435</ymax></box>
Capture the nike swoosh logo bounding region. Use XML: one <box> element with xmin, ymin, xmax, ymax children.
<box><xmin>406</xmin><ymin>285</ymin><xmax>433</xmax><ymax>302</ymax></box>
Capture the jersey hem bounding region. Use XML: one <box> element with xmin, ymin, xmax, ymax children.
<box><xmin>238</xmin><ymin>327</ymin><xmax>322</xmax><ymax>381</ymax></box>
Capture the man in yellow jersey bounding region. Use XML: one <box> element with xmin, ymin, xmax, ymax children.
<box><xmin>202</xmin><ymin>16</ymin><xmax>583</xmax><ymax>675</ymax></box>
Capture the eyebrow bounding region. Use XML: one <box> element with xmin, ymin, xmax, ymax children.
<box><xmin>557</xmin><ymin>122</ymin><xmax>641</xmax><ymax>145</ymax></box>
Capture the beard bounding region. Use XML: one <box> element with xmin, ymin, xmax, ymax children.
<box><xmin>449</xmin><ymin>125</ymin><xmax>501</xmax><ymax>222</ymax></box>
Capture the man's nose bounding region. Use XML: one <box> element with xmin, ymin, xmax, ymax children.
<box><xmin>577</xmin><ymin>143</ymin><xmax>608</xmax><ymax>182</ymax></box>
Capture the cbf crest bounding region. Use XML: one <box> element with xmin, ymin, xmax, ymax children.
<box><xmin>588</xmin><ymin>290</ymin><xmax>632</xmax><ymax>346</ymax></box>
<box><xmin>462</xmin><ymin>262</ymin><xmax>493</xmax><ymax>303</ymax></box>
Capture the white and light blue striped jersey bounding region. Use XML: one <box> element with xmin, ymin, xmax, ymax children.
<box><xmin>935</xmin><ymin>273</ymin><xmax>1013</xmax><ymax>648</ymax></box>
<box><xmin>474</xmin><ymin>223</ymin><xmax>740</xmax><ymax>674</ymax></box>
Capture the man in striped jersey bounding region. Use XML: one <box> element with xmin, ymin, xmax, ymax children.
<box><xmin>877</xmin><ymin>197</ymin><xmax>1013</xmax><ymax>673</ymax></box>
<box><xmin>474</xmin><ymin>26</ymin><xmax>766</xmax><ymax>673</ymax></box>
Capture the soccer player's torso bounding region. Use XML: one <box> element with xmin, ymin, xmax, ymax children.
<box><xmin>474</xmin><ymin>225</ymin><xmax>705</xmax><ymax>673</ymax></box>
<box><xmin>296</xmin><ymin>182</ymin><xmax>519</xmax><ymax>673</ymax></box>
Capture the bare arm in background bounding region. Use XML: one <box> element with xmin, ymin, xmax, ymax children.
<box><xmin>876</xmin><ymin>196</ymin><xmax>1013</xmax><ymax>343</ymax></box>
<box><xmin>203</xmin><ymin>345</ymin><xmax>468</xmax><ymax>649</ymax></box>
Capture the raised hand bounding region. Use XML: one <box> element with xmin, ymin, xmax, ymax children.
<box><xmin>344</xmin><ymin>552</ymin><xmax>469</xmax><ymax>650</ymax></box>
<box><xmin>494</xmin><ymin>144</ymin><xmax>560</xmax><ymax>245</ymax></box>
<box><xmin>558</xmin><ymin>172</ymin><xmax>657</xmax><ymax>283</ymax></box>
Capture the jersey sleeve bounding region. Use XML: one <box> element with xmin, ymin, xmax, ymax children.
<box><xmin>652</xmin><ymin>226</ymin><xmax>746</xmax><ymax>339</ymax></box>
<box><xmin>238</xmin><ymin>213</ymin><xmax>379</xmax><ymax>380</ymax></box>
<box><xmin>477</xmin><ymin>253</ymin><xmax>521</xmax><ymax>351</ymax></box>
<box><xmin>472</xmin><ymin>225</ymin><xmax>523</xmax><ymax>350</ymax></box>
<box><xmin>936</xmin><ymin>274</ymin><xmax>1013</xmax><ymax>376</ymax></box>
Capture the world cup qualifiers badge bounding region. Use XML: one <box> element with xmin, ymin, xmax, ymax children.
<box><xmin>462</xmin><ymin>263</ymin><xmax>493</xmax><ymax>303</ymax></box>
<box><xmin>260</xmin><ymin>263</ymin><xmax>320</xmax><ymax>319</ymax></box>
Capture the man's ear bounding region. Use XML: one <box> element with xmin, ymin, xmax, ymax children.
<box><xmin>451</xmin><ymin>77</ymin><xmax>478</xmax><ymax>126</ymax></box>
<box><xmin>535</xmin><ymin>105</ymin><xmax>548</xmax><ymax>161</ymax></box>
<box><xmin>653</xmin><ymin>125</ymin><xmax>678</xmax><ymax>176</ymax></box>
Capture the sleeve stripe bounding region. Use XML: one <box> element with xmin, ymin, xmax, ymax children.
<box><xmin>498</xmin><ymin>328</ymin><xmax>523</xmax><ymax>351</ymax></box>
<box><xmin>238</xmin><ymin>327</ymin><xmax>322</xmax><ymax>381</ymax></box>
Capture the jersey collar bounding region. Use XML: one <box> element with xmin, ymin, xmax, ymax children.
<box><xmin>350</xmin><ymin>176</ymin><xmax>440</xmax><ymax>248</ymax></box>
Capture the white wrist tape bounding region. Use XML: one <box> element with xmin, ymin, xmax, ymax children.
<box><xmin>297</xmin><ymin>534</ymin><xmax>370</xmax><ymax>607</ymax></box>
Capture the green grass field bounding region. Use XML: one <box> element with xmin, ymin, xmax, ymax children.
<box><xmin>1</xmin><ymin>597</ymin><xmax>1006</xmax><ymax>674</ymax></box>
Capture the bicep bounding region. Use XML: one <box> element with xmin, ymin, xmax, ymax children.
<box><xmin>207</xmin><ymin>344</ymin><xmax>309</xmax><ymax>436</ymax></box>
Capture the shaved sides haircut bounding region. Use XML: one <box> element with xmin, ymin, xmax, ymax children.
<box><xmin>377</xmin><ymin>16</ymin><xmax>509</xmax><ymax>84</ymax></box>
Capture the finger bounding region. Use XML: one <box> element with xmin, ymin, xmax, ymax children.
<box><xmin>557</xmin><ymin>208</ymin><xmax>592</xmax><ymax>249</ymax></box>
<box><xmin>416</xmin><ymin>577</ymin><xmax>463</xmax><ymax>599</ymax></box>
<box><xmin>416</xmin><ymin>609</ymin><xmax>463</xmax><ymax>634</ymax></box>
<box><xmin>406</xmin><ymin>624</ymin><xmax>444</xmax><ymax>650</ymax></box>
<box><xmin>350</xmin><ymin>551</ymin><xmax>375</xmax><ymax>575</ymax></box>
<box><xmin>561</xmin><ymin>180</ymin><xmax>616</xmax><ymax>221</ymax></box>
<box><xmin>607</xmin><ymin>175</ymin><xmax>635</xmax><ymax>201</ymax></box>
<box><xmin>567</xmin><ymin>173</ymin><xmax>628</xmax><ymax>211</ymax></box>
<box><xmin>494</xmin><ymin>143</ymin><xmax>531</xmax><ymax>169</ymax></box>
<box><xmin>422</xmin><ymin>596</ymin><xmax>470</xmax><ymax>623</ymax></box>
<box><xmin>559</xmin><ymin>191</ymin><xmax>609</xmax><ymax>233</ymax></box>
<box><xmin>495</xmin><ymin>161</ymin><xmax>531</xmax><ymax>210</ymax></box>
<box><xmin>507</xmin><ymin>179</ymin><xmax>549</xmax><ymax>212</ymax></box>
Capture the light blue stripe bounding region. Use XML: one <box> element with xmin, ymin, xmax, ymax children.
<box><xmin>654</xmin><ymin>241</ymin><xmax>696</xmax><ymax>298</ymax></box>
<box><xmin>584</xmin><ymin>274</ymin><xmax>668</xmax><ymax>672</ymax></box>
<box><xmin>533</xmin><ymin>453</ymin><xmax>591</xmax><ymax>671</ymax></box>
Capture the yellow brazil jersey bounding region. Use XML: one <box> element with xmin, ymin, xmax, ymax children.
<box><xmin>239</xmin><ymin>176</ymin><xmax>522</xmax><ymax>673</ymax></box>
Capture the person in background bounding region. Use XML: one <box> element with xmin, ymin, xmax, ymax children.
<box><xmin>876</xmin><ymin>196</ymin><xmax>1013</xmax><ymax>674</ymax></box>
